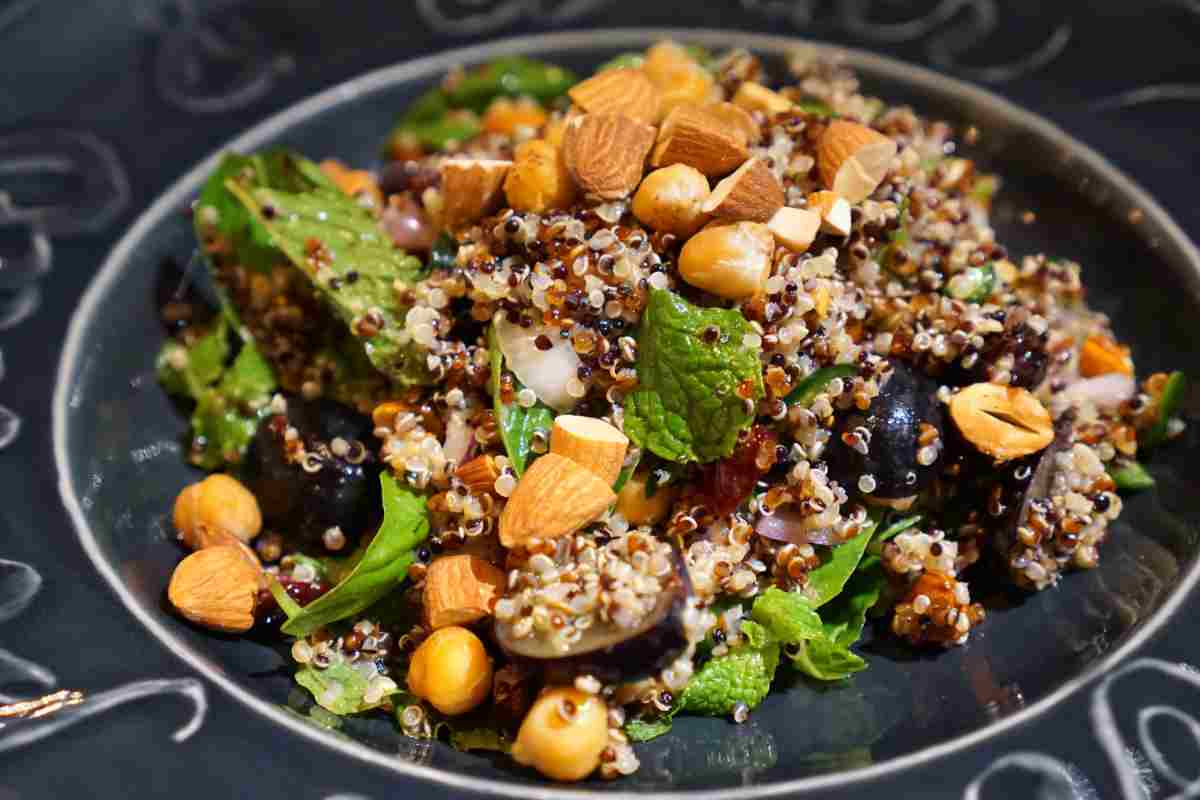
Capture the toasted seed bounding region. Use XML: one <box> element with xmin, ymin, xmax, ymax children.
<box><xmin>949</xmin><ymin>382</ymin><xmax>1054</xmax><ymax>462</ymax></box>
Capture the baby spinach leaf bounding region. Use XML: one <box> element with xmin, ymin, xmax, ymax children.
<box><xmin>803</xmin><ymin>519</ymin><xmax>879</xmax><ymax>608</ymax></box>
<box><xmin>1109</xmin><ymin>460</ymin><xmax>1156</xmax><ymax>491</ymax></box>
<box><xmin>488</xmin><ymin>324</ymin><xmax>554</xmax><ymax>476</ymax></box>
<box><xmin>295</xmin><ymin>660</ymin><xmax>399</xmax><ymax>715</ymax></box>
<box><xmin>785</xmin><ymin>364</ymin><xmax>857</xmax><ymax>408</ymax></box>
<box><xmin>228</xmin><ymin>169</ymin><xmax>433</xmax><ymax>386</ymax></box>
<box><xmin>818</xmin><ymin>564</ymin><xmax>885</xmax><ymax>650</ymax></box>
<box><xmin>624</xmin><ymin>289</ymin><xmax>764</xmax><ymax>463</ymax></box>
<box><xmin>280</xmin><ymin>474</ymin><xmax>430</xmax><ymax>637</ymax></box>
<box><xmin>1141</xmin><ymin>371</ymin><xmax>1186</xmax><ymax>450</ymax></box>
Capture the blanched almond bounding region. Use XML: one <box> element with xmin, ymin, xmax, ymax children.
<box><xmin>499</xmin><ymin>453</ymin><xmax>616</xmax><ymax>547</ymax></box>
<box><xmin>767</xmin><ymin>206</ymin><xmax>822</xmax><ymax>253</ymax></box>
<box><xmin>562</xmin><ymin>113</ymin><xmax>657</xmax><ymax>200</ymax></box>
<box><xmin>949</xmin><ymin>383</ymin><xmax>1054</xmax><ymax>462</ymax></box>
<box><xmin>440</xmin><ymin>158</ymin><xmax>512</xmax><ymax>227</ymax></box>
<box><xmin>632</xmin><ymin>164</ymin><xmax>711</xmax><ymax>237</ymax></box>
<box><xmin>568</xmin><ymin>68</ymin><xmax>661</xmax><ymax>125</ymax></box>
<box><xmin>731</xmin><ymin>81</ymin><xmax>794</xmax><ymax>116</ymax></box>
<box><xmin>817</xmin><ymin>120</ymin><xmax>898</xmax><ymax>203</ymax></box>
<box><xmin>168</xmin><ymin>546</ymin><xmax>262</xmax><ymax>633</ymax></box>
<box><xmin>808</xmin><ymin>190</ymin><xmax>852</xmax><ymax>237</ymax></box>
<box><xmin>504</xmin><ymin>140</ymin><xmax>576</xmax><ymax>213</ymax></box>
<box><xmin>652</xmin><ymin>104</ymin><xmax>749</xmax><ymax>177</ymax></box>
<box><xmin>423</xmin><ymin>554</ymin><xmax>506</xmax><ymax>629</ymax></box>
<box><xmin>550</xmin><ymin>415</ymin><xmax>629</xmax><ymax>486</ymax></box>
<box><xmin>704</xmin><ymin>101</ymin><xmax>761</xmax><ymax>145</ymax></box>
<box><xmin>701</xmin><ymin>158</ymin><xmax>784</xmax><ymax>222</ymax></box>
<box><xmin>678</xmin><ymin>221</ymin><xmax>775</xmax><ymax>300</ymax></box>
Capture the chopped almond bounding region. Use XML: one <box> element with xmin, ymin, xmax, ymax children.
<box><xmin>439</xmin><ymin>158</ymin><xmax>512</xmax><ymax>227</ymax></box>
<box><xmin>701</xmin><ymin>158</ymin><xmax>784</xmax><ymax>222</ymax></box>
<box><xmin>704</xmin><ymin>101</ymin><xmax>761</xmax><ymax>145</ymax></box>
<box><xmin>550</xmin><ymin>415</ymin><xmax>629</xmax><ymax>486</ymax></box>
<box><xmin>562</xmin><ymin>113</ymin><xmax>657</xmax><ymax>200</ymax></box>
<box><xmin>767</xmin><ymin>206</ymin><xmax>822</xmax><ymax>253</ymax></box>
<box><xmin>817</xmin><ymin>120</ymin><xmax>898</xmax><ymax>203</ymax></box>
<box><xmin>504</xmin><ymin>139</ymin><xmax>576</xmax><ymax>213</ymax></box>
<box><xmin>651</xmin><ymin>104</ymin><xmax>749</xmax><ymax>177</ymax></box>
<box><xmin>731</xmin><ymin>81</ymin><xmax>794</xmax><ymax>116</ymax></box>
<box><xmin>499</xmin><ymin>453</ymin><xmax>616</xmax><ymax>547</ymax></box>
<box><xmin>423</xmin><ymin>554</ymin><xmax>507</xmax><ymax>629</ymax></box>
<box><xmin>567</xmin><ymin>68</ymin><xmax>661</xmax><ymax>125</ymax></box>
<box><xmin>808</xmin><ymin>190</ymin><xmax>853</xmax><ymax>237</ymax></box>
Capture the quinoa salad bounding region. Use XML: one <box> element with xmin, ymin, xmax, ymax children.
<box><xmin>156</xmin><ymin>42</ymin><xmax>1186</xmax><ymax>782</ymax></box>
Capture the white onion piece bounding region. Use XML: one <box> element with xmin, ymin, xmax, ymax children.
<box><xmin>755</xmin><ymin>510</ymin><xmax>839</xmax><ymax>546</ymax></box>
<box><xmin>442</xmin><ymin>411</ymin><xmax>473</xmax><ymax>465</ymax></box>
<box><xmin>493</xmin><ymin>315</ymin><xmax>581</xmax><ymax>412</ymax></box>
<box><xmin>1057</xmin><ymin>373</ymin><xmax>1135</xmax><ymax>412</ymax></box>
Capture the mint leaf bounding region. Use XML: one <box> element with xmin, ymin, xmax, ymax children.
<box><xmin>295</xmin><ymin>660</ymin><xmax>398</xmax><ymax>715</ymax></box>
<box><xmin>625</xmin><ymin>289</ymin><xmax>763</xmax><ymax>463</ymax></box>
<box><xmin>227</xmin><ymin>164</ymin><xmax>433</xmax><ymax>387</ymax></box>
<box><xmin>1109</xmin><ymin>459</ymin><xmax>1156</xmax><ymax>491</ymax></box>
<box><xmin>680</xmin><ymin>641</ymin><xmax>780</xmax><ymax>716</ymax></box>
<box><xmin>751</xmin><ymin>587</ymin><xmax>824</xmax><ymax>644</ymax></box>
<box><xmin>157</xmin><ymin>319</ymin><xmax>230</xmax><ymax>399</ymax></box>
<box><xmin>488</xmin><ymin>324</ymin><xmax>555</xmax><ymax>476</ymax></box>
<box><xmin>187</xmin><ymin>338</ymin><xmax>277</xmax><ymax>469</ymax></box>
<box><xmin>281</xmin><ymin>474</ymin><xmax>430</xmax><ymax>636</ymax></box>
<box><xmin>624</xmin><ymin>716</ymin><xmax>674</xmax><ymax>742</ymax></box>
<box><xmin>790</xmin><ymin>637</ymin><xmax>867</xmax><ymax>681</ymax></box>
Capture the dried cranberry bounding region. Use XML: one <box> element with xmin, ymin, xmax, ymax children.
<box><xmin>695</xmin><ymin>426</ymin><xmax>778</xmax><ymax>517</ymax></box>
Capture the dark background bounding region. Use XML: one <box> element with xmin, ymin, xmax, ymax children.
<box><xmin>3</xmin><ymin>1</ymin><xmax>1200</xmax><ymax>797</ymax></box>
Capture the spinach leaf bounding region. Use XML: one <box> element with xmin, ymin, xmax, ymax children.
<box><xmin>785</xmin><ymin>364</ymin><xmax>857</xmax><ymax>408</ymax></box>
<box><xmin>803</xmin><ymin>518</ymin><xmax>879</xmax><ymax>608</ymax></box>
<box><xmin>488</xmin><ymin>324</ymin><xmax>554</xmax><ymax>476</ymax></box>
<box><xmin>295</xmin><ymin>660</ymin><xmax>399</xmax><ymax>715</ymax></box>
<box><xmin>280</xmin><ymin>474</ymin><xmax>430</xmax><ymax>636</ymax></box>
<box><xmin>1141</xmin><ymin>371</ymin><xmax>1186</xmax><ymax>450</ymax></box>
<box><xmin>624</xmin><ymin>289</ymin><xmax>764</xmax><ymax>463</ymax></box>
<box><xmin>1109</xmin><ymin>460</ymin><xmax>1156</xmax><ymax>491</ymax></box>
<box><xmin>790</xmin><ymin>637</ymin><xmax>867</xmax><ymax>681</ymax></box>
<box><xmin>227</xmin><ymin>166</ymin><xmax>433</xmax><ymax>387</ymax></box>
<box><xmin>818</xmin><ymin>565</ymin><xmax>885</xmax><ymax>649</ymax></box>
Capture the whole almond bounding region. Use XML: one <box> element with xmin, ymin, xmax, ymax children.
<box><xmin>499</xmin><ymin>453</ymin><xmax>616</xmax><ymax>547</ymax></box>
<box><xmin>703</xmin><ymin>101</ymin><xmax>762</xmax><ymax>145</ymax></box>
<box><xmin>562</xmin><ymin>113</ymin><xmax>657</xmax><ymax>200</ymax></box>
<box><xmin>168</xmin><ymin>546</ymin><xmax>262</xmax><ymax>633</ymax></box>
<box><xmin>651</xmin><ymin>104</ymin><xmax>749</xmax><ymax>177</ymax></box>
<box><xmin>567</xmin><ymin>68</ymin><xmax>661</xmax><ymax>125</ymax></box>
<box><xmin>817</xmin><ymin>120</ymin><xmax>898</xmax><ymax>203</ymax></box>
<box><xmin>440</xmin><ymin>158</ymin><xmax>513</xmax><ymax>227</ymax></box>
<box><xmin>701</xmin><ymin>158</ymin><xmax>784</xmax><ymax>222</ymax></box>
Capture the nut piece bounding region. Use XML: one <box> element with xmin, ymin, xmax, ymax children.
<box><xmin>652</xmin><ymin>104</ymin><xmax>750</xmax><ymax>177</ymax></box>
<box><xmin>642</xmin><ymin>41</ymin><xmax>718</xmax><ymax>115</ymax></box>
<box><xmin>174</xmin><ymin>474</ymin><xmax>262</xmax><ymax>550</ymax></box>
<box><xmin>817</xmin><ymin>120</ymin><xmax>898</xmax><ymax>203</ymax></box>
<box><xmin>1079</xmin><ymin>334</ymin><xmax>1133</xmax><ymax>377</ymax></box>
<box><xmin>704</xmin><ymin>101</ymin><xmax>761</xmax><ymax>145</ymax></box>
<box><xmin>632</xmin><ymin>164</ymin><xmax>711</xmax><ymax>237</ymax></box>
<box><xmin>499</xmin><ymin>453</ymin><xmax>617</xmax><ymax>547</ymax></box>
<box><xmin>455</xmin><ymin>454</ymin><xmax>501</xmax><ymax>493</ymax></box>
<box><xmin>512</xmin><ymin>687</ymin><xmax>609</xmax><ymax>782</ymax></box>
<box><xmin>550</xmin><ymin>415</ymin><xmax>629</xmax><ymax>486</ymax></box>
<box><xmin>424</xmin><ymin>554</ymin><xmax>506</xmax><ymax>629</ymax></box>
<box><xmin>562</xmin><ymin>113</ymin><xmax>657</xmax><ymax>200</ymax></box>
<box><xmin>808</xmin><ymin>190</ymin><xmax>853</xmax><ymax>237</ymax></box>
<box><xmin>567</xmin><ymin>68</ymin><xmax>661</xmax><ymax>125</ymax></box>
<box><xmin>167</xmin><ymin>546</ymin><xmax>262</xmax><ymax>633</ymax></box>
<box><xmin>504</xmin><ymin>139</ymin><xmax>577</xmax><ymax>213</ymax></box>
<box><xmin>678</xmin><ymin>221</ymin><xmax>775</xmax><ymax>300</ymax></box>
<box><xmin>615</xmin><ymin>469</ymin><xmax>676</xmax><ymax>526</ymax></box>
<box><xmin>949</xmin><ymin>383</ymin><xmax>1054</xmax><ymax>462</ymax></box>
<box><xmin>408</xmin><ymin>626</ymin><xmax>493</xmax><ymax>716</ymax></box>
<box><xmin>440</xmin><ymin>158</ymin><xmax>513</xmax><ymax>227</ymax></box>
<box><xmin>482</xmin><ymin>96</ymin><xmax>548</xmax><ymax>135</ymax></box>
<box><xmin>767</xmin><ymin>206</ymin><xmax>822</xmax><ymax>253</ymax></box>
<box><xmin>731</xmin><ymin>81</ymin><xmax>794</xmax><ymax>116</ymax></box>
<box><xmin>701</xmin><ymin>158</ymin><xmax>784</xmax><ymax>222</ymax></box>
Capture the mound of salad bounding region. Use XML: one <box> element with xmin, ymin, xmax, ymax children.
<box><xmin>156</xmin><ymin>42</ymin><xmax>1186</xmax><ymax>781</ymax></box>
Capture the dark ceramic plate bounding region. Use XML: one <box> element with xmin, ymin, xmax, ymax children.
<box><xmin>53</xmin><ymin>29</ymin><xmax>1200</xmax><ymax>797</ymax></box>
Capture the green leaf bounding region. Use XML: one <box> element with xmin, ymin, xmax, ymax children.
<box><xmin>1109</xmin><ymin>460</ymin><xmax>1156</xmax><ymax>491</ymax></box>
<box><xmin>1141</xmin><ymin>371</ymin><xmax>1186</xmax><ymax>450</ymax></box>
<box><xmin>867</xmin><ymin>513</ymin><xmax>923</xmax><ymax>556</ymax></box>
<box><xmin>267</xmin><ymin>577</ymin><xmax>304</xmax><ymax>618</ymax></box>
<box><xmin>943</xmin><ymin>263</ymin><xmax>995</xmax><ymax>303</ymax></box>
<box><xmin>186</xmin><ymin>337</ymin><xmax>277</xmax><ymax>469</ymax></box>
<box><xmin>157</xmin><ymin>319</ymin><xmax>230</xmax><ymax>399</ymax></box>
<box><xmin>449</xmin><ymin>728</ymin><xmax>512</xmax><ymax>753</ymax></box>
<box><xmin>624</xmin><ymin>289</ymin><xmax>764</xmax><ymax>463</ymax></box>
<box><xmin>597</xmin><ymin>52</ymin><xmax>645</xmax><ymax>72</ymax></box>
<box><xmin>751</xmin><ymin>587</ymin><xmax>823</xmax><ymax>645</ymax></box>
<box><xmin>681</xmin><ymin>640</ymin><xmax>780</xmax><ymax>716</ymax></box>
<box><xmin>784</xmin><ymin>364</ymin><xmax>857</xmax><ymax>408</ymax></box>
<box><xmin>393</xmin><ymin>114</ymin><xmax>483</xmax><ymax>153</ymax></box>
<box><xmin>612</xmin><ymin>449</ymin><xmax>640</xmax><ymax>493</ymax></box>
<box><xmin>227</xmin><ymin>170</ymin><xmax>433</xmax><ymax>386</ymax></box>
<box><xmin>280</xmin><ymin>474</ymin><xmax>430</xmax><ymax>636</ymax></box>
<box><xmin>294</xmin><ymin>660</ymin><xmax>398</xmax><ymax>715</ymax></box>
<box><xmin>819</xmin><ymin>565</ymin><xmax>885</xmax><ymax>649</ymax></box>
<box><xmin>795</xmin><ymin>99</ymin><xmax>834</xmax><ymax>118</ymax></box>
<box><xmin>970</xmin><ymin>175</ymin><xmax>999</xmax><ymax>204</ymax></box>
<box><xmin>624</xmin><ymin>716</ymin><xmax>674</xmax><ymax>742</ymax></box>
<box><xmin>803</xmin><ymin>519</ymin><xmax>879</xmax><ymax>608</ymax></box>
<box><xmin>444</xmin><ymin>56</ymin><xmax>577</xmax><ymax>111</ymax></box>
<box><xmin>790</xmin><ymin>637</ymin><xmax>867</xmax><ymax>681</ymax></box>
<box><xmin>488</xmin><ymin>324</ymin><xmax>555</xmax><ymax>476</ymax></box>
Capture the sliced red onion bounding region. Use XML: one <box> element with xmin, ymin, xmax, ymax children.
<box><xmin>755</xmin><ymin>510</ymin><xmax>839</xmax><ymax>546</ymax></box>
<box><xmin>1057</xmin><ymin>373</ymin><xmax>1135</xmax><ymax>412</ymax></box>
<box><xmin>493</xmin><ymin>315</ymin><xmax>581</xmax><ymax>412</ymax></box>
<box><xmin>442</xmin><ymin>411</ymin><xmax>473</xmax><ymax>465</ymax></box>
<box><xmin>382</xmin><ymin>195</ymin><xmax>437</xmax><ymax>253</ymax></box>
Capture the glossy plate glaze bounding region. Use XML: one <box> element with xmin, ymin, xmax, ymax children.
<box><xmin>52</xmin><ymin>29</ymin><xmax>1200</xmax><ymax>797</ymax></box>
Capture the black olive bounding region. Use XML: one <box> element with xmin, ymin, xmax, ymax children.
<box><xmin>242</xmin><ymin>397</ymin><xmax>381</xmax><ymax>550</ymax></box>
<box><xmin>826</xmin><ymin>362</ymin><xmax>946</xmax><ymax>499</ymax></box>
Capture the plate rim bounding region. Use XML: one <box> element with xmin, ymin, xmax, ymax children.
<box><xmin>52</xmin><ymin>26</ymin><xmax>1200</xmax><ymax>798</ymax></box>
